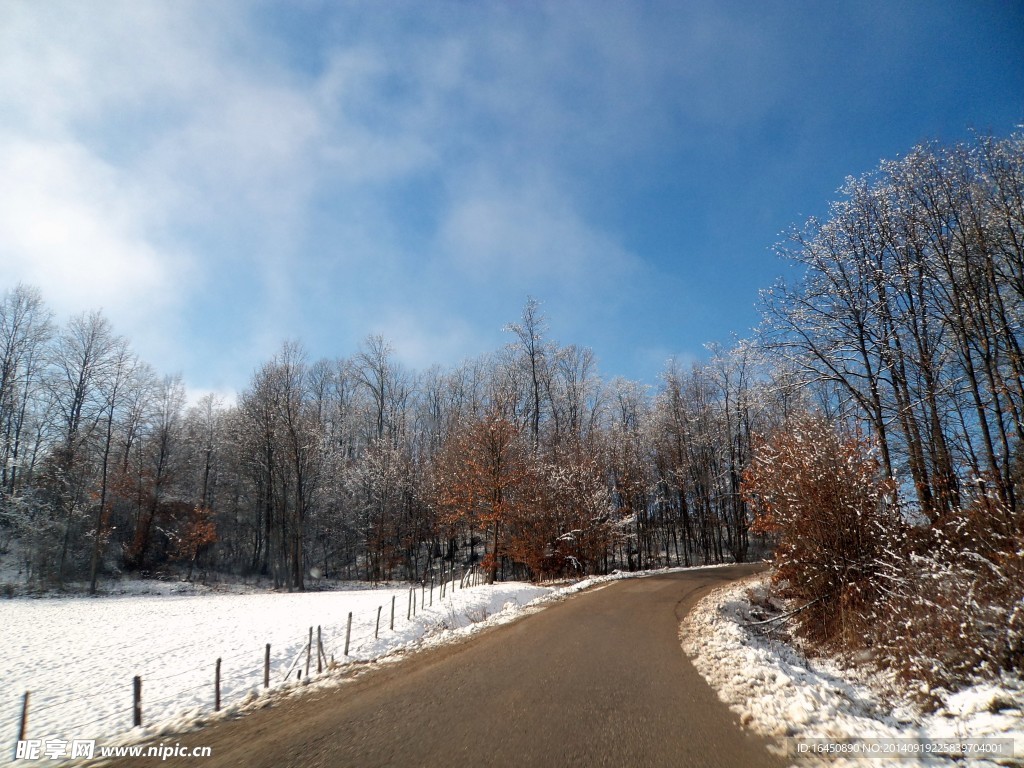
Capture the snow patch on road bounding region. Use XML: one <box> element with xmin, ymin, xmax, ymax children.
<box><xmin>681</xmin><ymin>577</ymin><xmax>1024</xmax><ymax>767</ymax></box>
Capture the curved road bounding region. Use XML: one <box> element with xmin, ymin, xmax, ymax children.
<box><xmin>112</xmin><ymin>564</ymin><xmax>783</xmax><ymax>768</ymax></box>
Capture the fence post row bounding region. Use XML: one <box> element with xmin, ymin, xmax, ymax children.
<box><xmin>21</xmin><ymin>578</ymin><xmax>496</xmax><ymax>739</ymax></box>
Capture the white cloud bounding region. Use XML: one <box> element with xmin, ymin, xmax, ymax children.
<box><xmin>0</xmin><ymin>136</ymin><xmax>184</xmax><ymax>326</ymax></box>
<box><xmin>184</xmin><ymin>385</ymin><xmax>239</xmax><ymax>410</ymax></box>
<box><xmin>0</xmin><ymin>1</ymin><xmax>331</xmax><ymax>376</ymax></box>
<box><xmin>0</xmin><ymin>2</ymin><xmax>216</xmax><ymax>134</ymax></box>
<box><xmin>439</xmin><ymin>176</ymin><xmax>640</xmax><ymax>291</ymax></box>
<box><xmin>315</xmin><ymin>48</ymin><xmax>439</xmax><ymax>184</ymax></box>
<box><xmin>367</xmin><ymin>310</ymin><xmax>489</xmax><ymax>373</ymax></box>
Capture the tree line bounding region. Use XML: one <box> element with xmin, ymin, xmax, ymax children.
<box><xmin>0</xmin><ymin>293</ymin><xmax>781</xmax><ymax>592</ymax></box>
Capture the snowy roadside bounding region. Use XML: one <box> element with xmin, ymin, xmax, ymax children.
<box><xmin>2</xmin><ymin>580</ymin><xmax>547</xmax><ymax>766</ymax></box>
<box><xmin>680</xmin><ymin>577</ymin><xmax>1024</xmax><ymax>767</ymax></box>
<box><xmin>3</xmin><ymin>565</ymin><xmax>710</xmax><ymax>765</ymax></box>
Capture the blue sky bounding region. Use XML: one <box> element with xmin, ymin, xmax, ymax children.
<box><xmin>1</xmin><ymin>1</ymin><xmax>1022</xmax><ymax>400</ymax></box>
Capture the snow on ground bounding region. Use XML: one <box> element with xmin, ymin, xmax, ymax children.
<box><xmin>1</xmin><ymin>565</ymin><xmax>704</xmax><ymax>765</ymax></box>
<box><xmin>1</xmin><ymin>577</ymin><xmax>549</xmax><ymax>765</ymax></box>
<box><xmin>681</xmin><ymin>577</ymin><xmax>1024</xmax><ymax>767</ymax></box>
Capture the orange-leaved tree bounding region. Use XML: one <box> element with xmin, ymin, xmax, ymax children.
<box><xmin>507</xmin><ymin>451</ymin><xmax>617</xmax><ymax>579</ymax></box>
<box><xmin>742</xmin><ymin>413</ymin><xmax>902</xmax><ymax>648</ymax></box>
<box><xmin>434</xmin><ymin>407</ymin><xmax>531</xmax><ymax>583</ymax></box>
<box><xmin>171</xmin><ymin>505</ymin><xmax>218</xmax><ymax>581</ymax></box>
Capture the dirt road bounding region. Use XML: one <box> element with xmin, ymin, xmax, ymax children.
<box><xmin>110</xmin><ymin>564</ymin><xmax>783</xmax><ymax>767</ymax></box>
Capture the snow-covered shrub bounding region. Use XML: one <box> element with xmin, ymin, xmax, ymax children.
<box><xmin>872</xmin><ymin>500</ymin><xmax>1024</xmax><ymax>705</ymax></box>
<box><xmin>742</xmin><ymin>414</ymin><xmax>903</xmax><ymax>651</ymax></box>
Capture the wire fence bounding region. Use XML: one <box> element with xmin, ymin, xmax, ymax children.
<box><xmin>9</xmin><ymin>564</ymin><xmax>489</xmax><ymax>761</ymax></box>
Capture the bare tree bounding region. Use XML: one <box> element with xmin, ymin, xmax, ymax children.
<box><xmin>505</xmin><ymin>297</ymin><xmax>549</xmax><ymax>451</ymax></box>
<box><xmin>0</xmin><ymin>285</ymin><xmax>53</xmax><ymax>494</ymax></box>
<box><xmin>89</xmin><ymin>337</ymin><xmax>137</xmax><ymax>592</ymax></box>
<box><xmin>44</xmin><ymin>311</ymin><xmax>122</xmax><ymax>585</ymax></box>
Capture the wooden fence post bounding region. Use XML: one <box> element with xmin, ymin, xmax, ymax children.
<box><xmin>264</xmin><ymin>644</ymin><xmax>270</xmax><ymax>689</ymax></box>
<box><xmin>215</xmin><ymin>658</ymin><xmax>222</xmax><ymax>711</ymax></box>
<box><xmin>344</xmin><ymin>612</ymin><xmax>352</xmax><ymax>657</ymax></box>
<box><xmin>18</xmin><ymin>691</ymin><xmax>29</xmax><ymax>742</ymax></box>
<box><xmin>375</xmin><ymin>605</ymin><xmax>382</xmax><ymax>639</ymax></box>
<box><xmin>391</xmin><ymin>595</ymin><xmax>395</xmax><ymax>630</ymax></box>
<box><xmin>133</xmin><ymin>676</ymin><xmax>142</xmax><ymax>727</ymax></box>
<box><xmin>305</xmin><ymin>627</ymin><xmax>312</xmax><ymax>678</ymax></box>
<box><xmin>317</xmin><ymin>626</ymin><xmax>323</xmax><ymax>673</ymax></box>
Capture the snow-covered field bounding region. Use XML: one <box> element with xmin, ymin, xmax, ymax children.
<box><xmin>1</xmin><ymin>567</ymin><xmax>684</xmax><ymax>766</ymax></box>
<box><xmin>681</xmin><ymin>578</ymin><xmax>1024</xmax><ymax>767</ymax></box>
<box><xmin>1</xmin><ymin>577</ymin><xmax>555</xmax><ymax>765</ymax></box>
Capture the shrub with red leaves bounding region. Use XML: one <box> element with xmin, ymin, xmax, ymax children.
<box><xmin>743</xmin><ymin>413</ymin><xmax>903</xmax><ymax>649</ymax></box>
